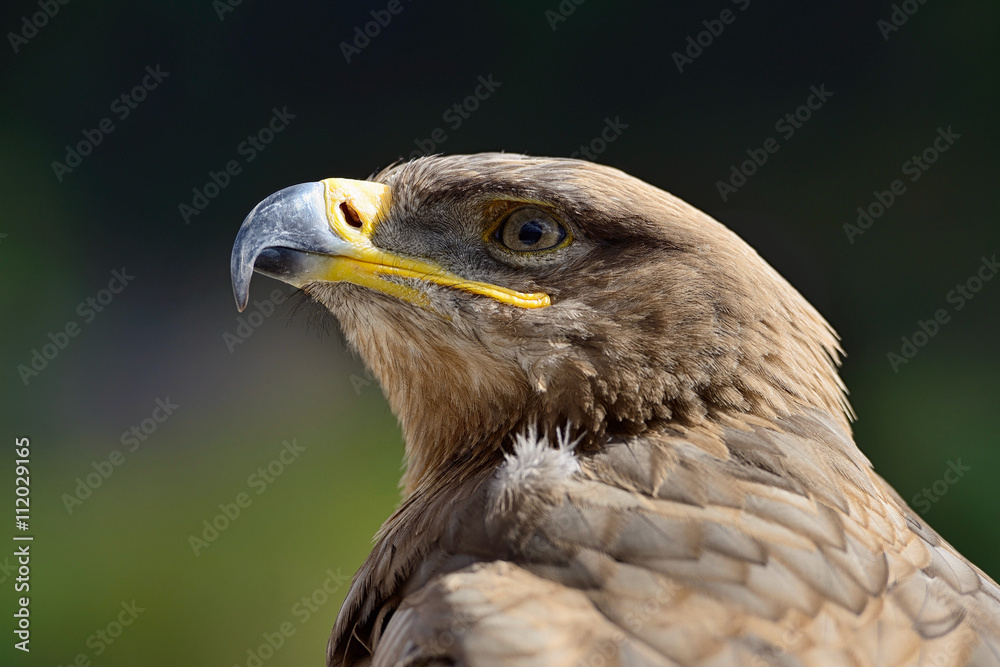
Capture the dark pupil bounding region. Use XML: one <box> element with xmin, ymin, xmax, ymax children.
<box><xmin>518</xmin><ymin>219</ymin><xmax>546</xmax><ymax>246</ymax></box>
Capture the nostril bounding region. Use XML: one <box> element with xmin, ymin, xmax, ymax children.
<box><xmin>341</xmin><ymin>202</ymin><xmax>363</xmax><ymax>229</ymax></box>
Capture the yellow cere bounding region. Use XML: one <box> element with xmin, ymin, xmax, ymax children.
<box><xmin>321</xmin><ymin>178</ymin><xmax>392</xmax><ymax>240</ymax></box>
<box><xmin>317</xmin><ymin>178</ymin><xmax>551</xmax><ymax>309</ymax></box>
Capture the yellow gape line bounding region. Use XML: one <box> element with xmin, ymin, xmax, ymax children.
<box><xmin>319</xmin><ymin>178</ymin><xmax>551</xmax><ymax>309</ymax></box>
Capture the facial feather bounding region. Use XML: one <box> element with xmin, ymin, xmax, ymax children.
<box><xmin>303</xmin><ymin>154</ymin><xmax>850</xmax><ymax>492</ymax></box>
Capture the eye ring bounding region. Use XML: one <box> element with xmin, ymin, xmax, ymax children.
<box><xmin>492</xmin><ymin>207</ymin><xmax>568</xmax><ymax>253</ymax></box>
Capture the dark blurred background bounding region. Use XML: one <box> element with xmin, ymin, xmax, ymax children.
<box><xmin>2</xmin><ymin>1</ymin><xmax>998</xmax><ymax>665</ymax></box>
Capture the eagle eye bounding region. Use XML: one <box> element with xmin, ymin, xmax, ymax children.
<box><xmin>494</xmin><ymin>208</ymin><xmax>567</xmax><ymax>252</ymax></box>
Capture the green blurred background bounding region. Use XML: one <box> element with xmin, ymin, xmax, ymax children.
<box><xmin>1</xmin><ymin>1</ymin><xmax>998</xmax><ymax>665</ymax></box>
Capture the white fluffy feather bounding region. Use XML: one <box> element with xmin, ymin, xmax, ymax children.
<box><xmin>490</xmin><ymin>425</ymin><xmax>582</xmax><ymax>512</ymax></box>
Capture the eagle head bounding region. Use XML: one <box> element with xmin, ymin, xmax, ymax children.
<box><xmin>231</xmin><ymin>153</ymin><xmax>849</xmax><ymax>492</ymax></box>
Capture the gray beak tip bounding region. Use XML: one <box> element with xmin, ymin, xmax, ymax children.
<box><xmin>229</xmin><ymin>182</ymin><xmax>329</xmax><ymax>312</ymax></box>
<box><xmin>232</xmin><ymin>275</ymin><xmax>250</xmax><ymax>312</ymax></box>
